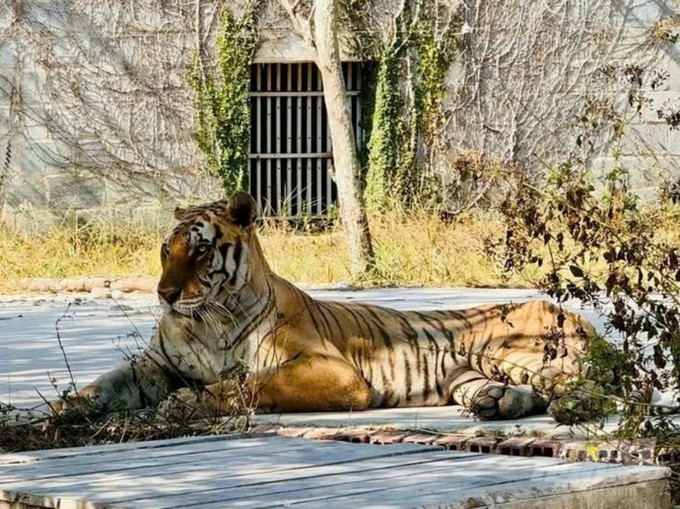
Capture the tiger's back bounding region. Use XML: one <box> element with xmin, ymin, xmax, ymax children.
<box><xmin>282</xmin><ymin>295</ymin><xmax>593</xmax><ymax>410</ymax></box>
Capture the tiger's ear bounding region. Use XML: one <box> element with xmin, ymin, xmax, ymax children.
<box><xmin>226</xmin><ymin>192</ymin><xmax>258</xmax><ymax>228</ymax></box>
<box><xmin>174</xmin><ymin>206</ymin><xmax>190</xmax><ymax>220</ymax></box>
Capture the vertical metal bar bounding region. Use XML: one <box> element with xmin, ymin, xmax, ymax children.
<box><xmin>307</xmin><ymin>62</ymin><xmax>313</xmax><ymax>215</ymax></box>
<box><xmin>266</xmin><ymin>64</ymin><xmax>272</xmax><ymax>214</ymax></box>
<box><xmin>317</xmin><ymin>65</ymin><xmax>325</xmax><ymax>215</ymax></box>
<box><xmin>275</xmin><ymin>63</ymin><xmax>281</xmax><ymax>217</ymax></box>
<box><xmin>348</xmin><ymin>61</ymin><xmax>353</xmax><ymax>91</ymax></box>
<box><xmin>326</xmin><ymin>73</ymin><xmax>333</xmax><ymax>209</ymax></box>
<box><xmin>356</xmin><ymin>63</ymin><xmax>362</xmax><ymax>147</ymax></box>
<box><xmin>296</xmin><ymin>64</ymin><xmax>302</xmax><ymax>216</ymax></box>
<box><xmin>286</xmin><ymin>63</ymin><xmax>292</xmax><ymax>217</ymax></box>
<box><xmin>256</xmin><ymin>65</ymin><xmax>262</xmax><ymax>211</ymax></box>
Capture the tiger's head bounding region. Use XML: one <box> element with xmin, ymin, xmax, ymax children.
<box><xmin>156</xmin><ymin>192</ymin><xmax>264</xmax><ymax>319</ymax></box>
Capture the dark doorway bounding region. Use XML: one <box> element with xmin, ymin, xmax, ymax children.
<box><xmin>249</xmin><ymin>62</ymin><xmax>363</xmax><ymax>217</ymax></box>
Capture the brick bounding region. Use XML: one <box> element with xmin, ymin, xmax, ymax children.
<box><xmin>302</xmin><ymin>428</ymin><xmax>341</xmax><ymax>440</ymax></box>
<box><xmin>276</xmin><ymin>427</ymin><xmax>311</xmax><ymax>438</ymax></box>
<box><xmin>560</xmin><ymin>441</ymin><xmax>588</xmax><ymax>461</ymax></box>
<box><xmin>334</xmin><ymin>429</ymin><xmax>371</xmax><ymax>443</ymax></box>
<box><xmin>369</xmin><ymin>432</ymin><xmax>406</xmax><ymax>445</ymax></box>
<box><xmin>433</xmin><ymin>434</ymin><xmax>469</xmax><ymax>451</ymax></box>
<box><xmin>110</xmin><ymin>277</ymin><xmax>157</xmax><ymax>293</ymax></box>
<box><xmin>628</xmin><ymin>438</ymin><xmax>657</xmax><ymax>465</ymax></box>
<box><xmin>529</xmin><ymin>440</ymin><xmax>560</xmax><ymax>458</ymax></box>
<box><xmin>467</xmin><ymin>436</ymin><xmax>498</xmax><ymax>454</ymax></box>
<box><xmin>497</xmin><ymin>437</ymin><xmax>536</xmax><ymax>456</ymax></box>
<box><xmin>89</xmin><ymin>287</ymin><xmax>112</xmax><ymax>299</ymax></box>
<box><xmin>249</xmin><ymin>424</ymin><xmax>281</xmax><ymax>436</ymax></box>
<box><xmin>402</xmin><ymin>433</ymin><xmax>439</xmax><ymax>445</ymax></box>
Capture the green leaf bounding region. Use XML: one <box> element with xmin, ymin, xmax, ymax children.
<box><xmin>569</xmin><ymin>265</ymin><xmax>584</xmax><ymax>278</ymax></box>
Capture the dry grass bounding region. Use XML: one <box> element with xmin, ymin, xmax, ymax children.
<box><xmin>0</xmin><ymin>217</ymin><xmax>166</xmax><ymax>291</ymax></box>
<box><xmin>262</xmin><ymin>207</ymin><xmax>536</xmax><ymax>287</ymax></box>
<box><xmin>0</xmin><ymin>207</ymin><xmax>540</xmax><ymax>293</ymax></box>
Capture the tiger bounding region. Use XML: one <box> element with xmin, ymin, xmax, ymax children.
<box><xmin>51</xmin><ymin>192</ymin><xmax>600</xmax><ymax>423</ymax></box>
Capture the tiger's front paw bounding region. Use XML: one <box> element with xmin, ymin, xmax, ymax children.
<box><xmin>472</xmin><ymin>383</ymin><xmax>548</xmax><ymax>420</ymax></box>
<box><xmin>157</xmin><ymin>387</ymin><xmax>204</xmax><ymax>419</ymax></box>
<box><xmin>157</xmin><ymin>384</ymin><xmax>249</xmax><ymax>421</ymax></box>
<box><xmin>49</xmin><ymin>393</ymin><xmax>101</xmax><ymax>422</ymax></box>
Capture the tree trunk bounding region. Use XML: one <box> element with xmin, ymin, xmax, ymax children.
<box><xmin>314</xmin><ymin>0</ymin><xmax>375</xmax><ymax>276</ymax></box>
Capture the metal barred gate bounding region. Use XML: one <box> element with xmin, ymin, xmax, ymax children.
<box><xmin>249</xmin><ymin>62</ymin><xmax>363</xmax><ymax>217</ymax></box>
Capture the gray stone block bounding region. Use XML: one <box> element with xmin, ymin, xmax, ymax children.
<box><xmin>636</xmin><ymin>91</ymin><xmax>680</xmax><ymax>123</ymax></box>
<box><xmin>103</xmin><ymin>176</ymin><xmax>163</xmax><ymax>207</ymax></box>
<box><xmin>3</xmin><ymin>171</ymin><xmax>49</xmax><ymax>208</ymax></box>
<box><xmin>668</xmin><ymin>128</ymin><xmax>680</xmax><ymax>154</ymax></box>
<box><xmin>589</xmin><ymin>154</ymin><xmax>680</xmax><ymax>200</ymax></box>
<box><xmin>648</xmin><ymin>49</ymin><xmax>680</xmax><ymax>92</ymax></box>
<box><xmin>612</xmin><ymin>0</ymin><xmax>676</xmax><ymax>28</ymax></box>
<box><xmin>18</xmin><ymin>138</ymin><xmax>73</xmax><ymax>174</ymax></box>
<box><xmin>46</xmin><ymin>173</ymin><xmax>105</xmax><ymax>209</ymax></box>
<box><xmin>23</xmin><ymin>123</ymin><xmax>51</xmax><ymax>142</ymax></box>
<box><xmin>620</xmin><ymin>123</ymin><xmax>672</xmax><ymax>155</ymax></box>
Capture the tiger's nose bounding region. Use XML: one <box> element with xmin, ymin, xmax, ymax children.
<box><xmin>157</xmin><ymin>286</ymin><xmax>181</xmax><ymax>304</ymax></box>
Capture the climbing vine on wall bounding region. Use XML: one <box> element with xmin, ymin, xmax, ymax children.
<box><xmin>191</xmin><ymin>4</ymin><xmax>259</xmax><ymax>193</ymax></box>
<box><xmin>364</xmin><ymin>44</ymin><xmax>406</xmax><ymax>210</ymax></box>
<box><xmin>362</xmin><ymin>1</ymin><xmax>460</xmax><ymax>210</ymax></box>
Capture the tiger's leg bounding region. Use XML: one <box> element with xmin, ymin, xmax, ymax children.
<box><xmin>449</xmin><ymin>371</ymin><xmax>548</xmax><ymax>420</ymax></box>
<box><xmin>162</xmin><ymin>354</ymin><xmax>373</xmax><ymax>416</ymax></box>
<box><xmin>51</xmin><ymin>351</ymin><xmax>175</xmax><ymax>419</ymax></box>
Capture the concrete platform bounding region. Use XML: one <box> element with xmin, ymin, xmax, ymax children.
<box><xmin>1</xmin><ymin>289</ymin><xmax>676</xmax><ymax>439</ymax></box>
<box><xmin>0</xmin><ymin>435</ymin><xmax>671</xmax><ymax>508</ymax></box>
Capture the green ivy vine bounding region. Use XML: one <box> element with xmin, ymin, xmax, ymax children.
<box><xmin>363</xmin><ymin>1</ymin><xmax>460</xmax><ymax>210</ymax></box>
<box><xmin>191</xmin><ymin>4</ymin><xmax>258</xmax><ymax>193</ymax></box>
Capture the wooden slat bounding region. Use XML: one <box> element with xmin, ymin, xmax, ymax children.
<box><xmin>0</xmin><ymin>435</ymin><xmax>244</xmax><ymax>466</ymax></box>
<box><xmin>0</xmin><ymin>438</ymin><xmax>438</xmax><ymax>507</ymax></box>
<box><xmin>191</xmin><ymin>459</ymin><xmax>586</xmax><ymax>509</ymax></box>
<box><xmin>290</xmin><ymin>461</ymin><xmax>670</xmax><ymax>509</ymax></box>
<box><xmin>0</xmin><ymin>436</ymin><xmax>281</xmax><ymax>480</ymax></box>
<box><xmin>0</xmin><ymin>437</ymin><xmax>669</xmax><ymax>509</ymax></box>
<box><xmin>132</xmin><ymin>450</ymin><xmax>483</xmax><ymax>508</ymax></box>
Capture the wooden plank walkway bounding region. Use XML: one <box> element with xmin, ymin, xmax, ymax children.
<box><xmin>0</xmin><ymin>435</ymin><xmax>671</xmax><ymax>508</ymax></box>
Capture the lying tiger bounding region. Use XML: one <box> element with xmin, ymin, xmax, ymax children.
<box><xmin>53</xmin><ymin>192</ymin><xmax>597</xmax><ymax>423</ymax></box>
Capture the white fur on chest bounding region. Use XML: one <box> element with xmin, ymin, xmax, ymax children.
<box><xmin>152</xmin><ymin>318</ymin><xmax>234</xmax><ymax>383</ymax></box>
<box><xmin>151</xmin><ymin>310</ymin><xmax>278</xmax><ymax>385</ymax></box>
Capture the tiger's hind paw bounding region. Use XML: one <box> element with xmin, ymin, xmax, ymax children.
<box><xmin>472</xmin><ymin>384</ymin><xmax>547</xmax><ymax>420</ymax></box>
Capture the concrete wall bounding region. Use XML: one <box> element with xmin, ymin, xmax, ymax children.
<box><xmin>592</xmin><ymin>1</ymin><xmax>680</xmax><ymax>198</ymax></box>
<box><xmin>441</xmin><ymin>0</ymin><xmax>680</xmax><ymax>200</ymax></box>
<box><xmin>0</xmin><ymin>0</ymin><xmax>222</xmax><ymax>224</ymax></box>
<box><xmin>0</xmin><ymin>0</ymin><xmax>678</xmax><ymax>224</ymax></box>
